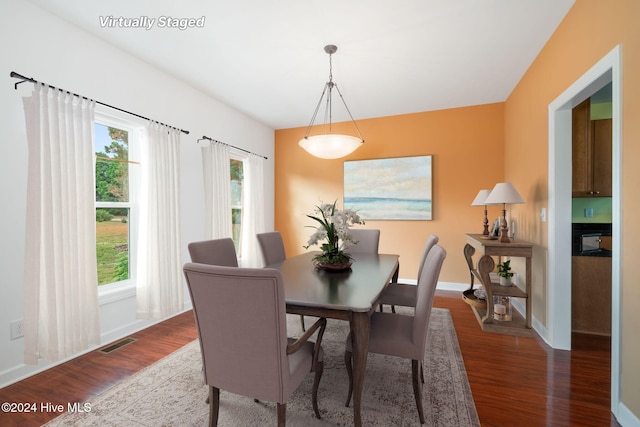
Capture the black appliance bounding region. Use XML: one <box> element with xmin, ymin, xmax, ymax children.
<box><xmin>571</xmin><ymin>223</ymin><xmax>612</xmax><ymax>257</ymax></box>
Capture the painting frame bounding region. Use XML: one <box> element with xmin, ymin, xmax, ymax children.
<box><xmin>344</xmin><ymin>155</ymin><xmax>433</xmax><ymax>221</ymax></box>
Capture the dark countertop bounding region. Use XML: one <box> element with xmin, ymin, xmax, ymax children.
<box><xmin>576</xmin><ymin>249</ymin><xmax>612</xmax><ymax>257</ymax></box>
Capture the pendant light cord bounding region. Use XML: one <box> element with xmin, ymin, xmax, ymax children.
<box><xmin>302</xmin><ymin>46</ymin><xmax>363</xmax><ymax>141</ymax></box>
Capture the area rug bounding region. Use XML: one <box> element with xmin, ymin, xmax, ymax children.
<box><xmin>44</xmin><ymin>307</ymin><xmax>479</xmax><ymax>426</ymax></box>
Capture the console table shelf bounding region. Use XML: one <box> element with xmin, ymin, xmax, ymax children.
<box><xmin>463</xmin><ymin>234</ymin><xmax>533</xmax><ymax>337</ymax></box>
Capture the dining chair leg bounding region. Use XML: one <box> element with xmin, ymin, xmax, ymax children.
<box><xmin>412</xmin><ymin>360</ymin><xmax>425</xmax><ymax>424</ymax></box>
<box><xmin>209</xmin><ymin>386</ymin><xmax>220</xmax><ymax>427</ymax></box>
<box><xmin>277</xmin><ymin>402</ymin><xmax>286</xmax><ymax>427</ymax></box>
<box><xmin>312</xmin><ymin>359</ymin><xmax>324</xmax><ymax>419</ymax></box>
<box><xmin>421</xmin><ymin>360</ymin><xmax>425</xmax><ymax>384</ymax></box>
<box><xmin>344</xmin><ymin>349</ymin><xmax>354</xmax><ymax>407</ymax></box>
<box><xmin>300</xmin><ymin>314</ymin><xmax>306</xmax><ymax>332</ymax></box>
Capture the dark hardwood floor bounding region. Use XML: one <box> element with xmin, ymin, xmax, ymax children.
<box><xmin>0</xmin><ymin>290</ymin><xmax>619</xmax><ymax>426</ymax></box>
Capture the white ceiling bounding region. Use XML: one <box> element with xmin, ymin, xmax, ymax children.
<box><xmin>28</xmin><ymin>0</ymin><xmax>575</xmax><ymax>130</ymax></box>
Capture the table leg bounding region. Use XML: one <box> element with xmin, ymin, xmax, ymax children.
<box><xmin>349</xmin><ymin>311</ymin><xmax>370</xmax><ymax>427</ymax></box>
<box><xmin>392</xmin><ymin>263</ymin><xmax>399</xmax><ymax>282</ymax></box>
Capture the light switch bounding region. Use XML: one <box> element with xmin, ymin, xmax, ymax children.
<box><xmin>540</xmin><ymin>208</ymin><xmax>546</xmax><ymax>222</ymax></box>
<box><xmin>585</xmin><ymin>208</ymin><xmax>594</xmax><ymax>218</ymax></box>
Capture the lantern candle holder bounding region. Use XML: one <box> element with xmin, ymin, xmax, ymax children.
<box><xmin>493</xmin><ymin>296</ymin><xmax>512</xmax><ymax>321</ymax></box>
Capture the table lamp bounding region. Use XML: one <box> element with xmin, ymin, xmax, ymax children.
<box><xmin>471</xmin><ymin>189</ymin><xmax>493</xmax><ymax>235</ymax></box>
<box><xmin>484</xmin><ymin>182</ymin><xmax>525</xmax><ymax>243</ymax></box>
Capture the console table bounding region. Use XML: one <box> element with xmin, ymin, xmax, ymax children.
<box><xmin>463</xmin><ymin>234</ymin><xmax>533</xmax><ymax>336</ymax></box>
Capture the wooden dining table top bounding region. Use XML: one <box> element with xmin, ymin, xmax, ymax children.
<box><xmin>267</xmin><ymin>251</ymin><xmax>400</xmax><ymax>313</ymax></box>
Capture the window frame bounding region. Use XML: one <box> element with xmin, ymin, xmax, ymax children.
<box><xmin>94</xmin><ymin>110</ymin><xmax>142</xmax><ymax>302</ymax></box>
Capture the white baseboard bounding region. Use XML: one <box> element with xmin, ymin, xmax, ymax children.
<box><xmin>397</xmin><ymin>278</ymin><xmax>468</xmax><ymax>292</ymax></box>
<box><xmin>0</xmin><ymin>303</ymin><xmax>193</xmax><ymax>389</ymax></box>
<box><xmin>436</xmin><ymin>281</ymin><xmax>468</xmax><ymax>292</ymax></box>
<box><xmin>617</xmin><ymin>401</ymin><xmax>640</xmax><ymax>427</ymax></box>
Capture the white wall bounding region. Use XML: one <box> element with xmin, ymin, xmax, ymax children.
<box><xmin>0</xmin><ymin>0</ymin><xmax>275</xmax><ymax>386</ymax></box>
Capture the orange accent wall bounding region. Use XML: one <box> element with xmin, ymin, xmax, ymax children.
<box><xmin>275</xmin><ymin>103</ymin><xmax>504</xmax><ymax>284</ymax></box>
<box><xmin>275</xmin><ymin>0</ymin><xmax>640</xmax><ymax>417</ymax></box>
<box><xmin>504</xmin><ymin>0</ymin><xmax>640</xmax><ymax>416</ymax></box>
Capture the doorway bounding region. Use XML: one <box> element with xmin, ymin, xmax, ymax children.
<box><xmin>547</xmin><ymin>45</ymin><xmax>621</xmax><ymax>416</ymax></box>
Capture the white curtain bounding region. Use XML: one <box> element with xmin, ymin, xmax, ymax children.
<box><xmin>201</xmin><ymin>143</ymin><xmax>232</xmax><ymax>239</ymax></box>
<box><xmin>136</xmin><ymin>122</ymin><xmax>183</xmax><ymax>319</ymax></box>
<box><xmin>240</xmin><ymin>154</ymin><xmax>266</xmax><ymax>267</ymax></box>
<box><xmin>22</xmin><ymin>85</ymin><xmax>100</xmax><ymax>364</ymax></box>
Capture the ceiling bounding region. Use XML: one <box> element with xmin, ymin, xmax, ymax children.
<box><xmin>28</xmin><ymin>0</ymin><xmax>575</xmax><ymax>130</ymax></box>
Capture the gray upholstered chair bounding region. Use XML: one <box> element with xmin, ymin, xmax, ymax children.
<box><xmin>344</xmin><ymin>245</ymin><xmax>446</xmax><ymax>425</ymax></box>
<box><xmin>188</xmin><ymin>238</ymin><xmax>239</xmax><ymax>267</ymax></box>
<box><xmin>256</xmin><ymin>231</ymin><xmax>287</xmax><ymax>266</ymax></box>
<box><xmin>346</xmin><ymin>229</ymin><xmax>380</xmax><ymax>254</ymax></box>
<box><xmin>377</xmin><ymin>234</ymin><xmax>439</xmax><ymax>312</ymax></box>
<box><xmin>256</xmin><ymin>231</ymin><xmax>308</xmax><ymax>332</ymax></box>
<box><xmin>183</xmin><ymin>262</ymin><xmax>326</xmax><ymax>427</ymax></box>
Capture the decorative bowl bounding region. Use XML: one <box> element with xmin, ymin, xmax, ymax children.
<box><xmin>314</xmin><ymin>260</ymin><xmax>353</xmax><ymax>272</ymax></box>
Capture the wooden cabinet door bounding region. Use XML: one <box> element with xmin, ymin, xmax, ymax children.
<box><xmin>572</xmin><ymin>99</ymin><xmax>591</xmax><ymax>197</ymax></box>
<box><xmin>571</xmin><ymin>256</ymin><xmax>612</xmax><ymax>335</ymax></box>
<box><xmin>571</xmin><ymin>100</ymin><xmax>612</xmax><ymax>198</ymax></box>
<box><xmin>592</xmin><ymin>119</ymin><xmax>612</xmax><ymax>197</ymax></box>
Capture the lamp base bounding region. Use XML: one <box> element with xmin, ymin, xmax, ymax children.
<box><xmin>499</xmin><ymin>208</ymin><xmax>511</xmax><ymax>243</ymax></box>
<box><xmin>482</xmin><ymin>208</ymin><xmax>489</xmax><ymax>235</ymax></box>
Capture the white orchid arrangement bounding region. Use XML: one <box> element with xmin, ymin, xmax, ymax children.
<box><xmin>304</xmin><ymin>200</ymin><xmax>364</xmax><ymax>265</ymax></box>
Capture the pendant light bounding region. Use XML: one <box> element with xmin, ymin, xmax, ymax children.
<box><xmin>298</xmin><ymin>44</ymin><xmax>364</xmax><ymax>159</ymax></box>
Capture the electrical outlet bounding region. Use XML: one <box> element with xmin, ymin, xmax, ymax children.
<box><xmin>10</xmin><ymin>320</ymin><xmax>24</xmax><ymax>340</ymax></box>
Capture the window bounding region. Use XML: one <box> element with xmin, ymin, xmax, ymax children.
<box><xmin>94</xmin><ymin>117</ymin><xmax>139</xmax><ymax>287</ymax></box>
<box><xmin>230</xmin><ymin>158</ymin><xmax>244</xmax><ymax>255</ymax></box>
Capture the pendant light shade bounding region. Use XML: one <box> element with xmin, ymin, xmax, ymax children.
<box><xmin>299</xmin><ymin>134</ymin><xmax>363</xmax><ymax>159</ymax></box>
<box><xmin>298</xmin><ymin>45</ymin><xmax>364</xmax><ymax>159</ymax></box>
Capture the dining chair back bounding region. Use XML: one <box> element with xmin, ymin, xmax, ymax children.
<box><xmin>377</xmin><ymin>234</ymin><xmax>439</xmax><ymax>311</ymax></box>
<box><xmin>344</xmin><ymin>244</ymin><xmax>447</xmax><ymax>424</ymax></box>
<box><xmin>416</xmin><ymin>234</ymin><xmax>439</xmax><ymax>279</ymax></box>
<box><xmin>257</xmin><ymin>231</ymin><xmax>309</xmax><ymax>332</ymax></box>
<box><xmin>411</xmin><ymin>244</ymin><xmax>446</xmax><ymax>357</ymax></box>
<box><xmin>347</xmin><ymin>229</ymin><xmax>380</xmax><ymax>254</ymax></box>
<box><xmin>188</xmin><ymin>238</ymin><xmax>238</xmax><ymax>267</ymax></box>
<box><xmin>257</xmin><ymin>231</ymin><xmax>287</xmax><ymax>266</ymax></box>
<box><xmin>183</xmin><ymin>262</ymin><xmax>326</xmax><ymax>426</ymax></box>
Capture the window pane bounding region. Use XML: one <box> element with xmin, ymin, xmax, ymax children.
<box><xmin>230</xmin><ymin>159</ymin><xmax>243</xmax><ymax>206</ymax></box>
<box><xmin>230</xmin><ymin>159</ymin><xmax>243</xmax><ymax>252</ymax></box>
<box><xmin>95</xmin><ymin>123</ymin><xmax>129</xmax><ymax>202</ymax></box>
<box><xmin>232</xmin><ymin>208</ymin><xmax>241</xmax><ymax>249</ymax></box>
<box><xmin>96</xmin><ymin>208</ymin><xmax>129</xmax><ymax>285</ymax></box>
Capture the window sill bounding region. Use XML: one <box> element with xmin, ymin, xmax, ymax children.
<box><xmin>98</xmin><ymin>281</ymin><xmax>136</xmax><ymax>306</ymax></box>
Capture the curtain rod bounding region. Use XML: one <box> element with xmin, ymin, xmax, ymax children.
<box><xmin>10</xmin><ymin>71</ymin><xmax>190</xmax><ymax>135</ymax></box>
<box><xmin>198</xmin><ymin>135</ymin><xmax>268</xmax><ymax>160</ymax></box>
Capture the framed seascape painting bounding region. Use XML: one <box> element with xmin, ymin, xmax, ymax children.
<box><xmin>344</xmin><ymin>155</ymin><xmax>432</xmax><ymax>220</ymax></box>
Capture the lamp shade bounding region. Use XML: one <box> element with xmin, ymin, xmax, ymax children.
<box><xmin>298</xmin><ymin>134</ymin><xmax>363</xmax><ymax>159</ymax></box>
<box><xmin>484</xmin><ymin>182</ymin><xmax>525</xmax><ymax>205</ymax></box>
<box><xmin>471</xmin><ymin>189</ymin><xmax>492</xmax><ymax>206</ymax></box>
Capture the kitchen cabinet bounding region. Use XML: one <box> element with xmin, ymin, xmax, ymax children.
<box><xmin>572</xmin><ymin>99</ymin><xmax>612</xmax><ymax>197</ymax></box>
<box><xmin>572</xmin><ymin>256</ymin><xmax>611</xmax><ymax>335</ymax></box>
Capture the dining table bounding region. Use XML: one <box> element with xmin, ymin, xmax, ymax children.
<box><xmin>267</xmin><ymin>251</ymin><xmax>400</xmax><ymax>427</ymax></box>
